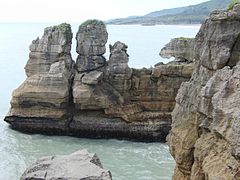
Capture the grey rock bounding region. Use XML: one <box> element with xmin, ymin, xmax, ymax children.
<box><xmin>4</xmin><ymin>22</ymin><xmax>193</xmax><ymax>142</ymax></box>
<box><xmin>76</xmin><ymin>20</ymin><xmax>108</xmax><ymax>72</ymax></box>
<box><xmin>5</xmin><ymin>23</ymin><xmax>74</xmax><ymax>121</ymax></box>
<box><xmin>26</xmin><ymin>23</ymin><xmax>73</xmax><ymax>77</ymax></box>
<box><xmin>167</xmin><ymin>5</ymin><xmax>240</xmax><ymax>180</ymax></box>
<box><xmin>106</xmin><ymin>41</ymin><xmax>132</xmax><ymax>95</ymax></box>
<box><xmin>160</xmin><ymin>37</ymin><xmax>195</xmax><ymax>62</ymax></box>
<box><xmin>21</xmin><ymin>149</ymin><xmax>112</xmax><ymax>180</ymax></box>
<box><xmin>76</xmin><ymin>55</ymin><xmax>106</xmax><ymax>72</ymax></box>
<box><xmin>82</xmin><ymin>71</ymin><xmax>103</xmax><ymax>85</ymax></box>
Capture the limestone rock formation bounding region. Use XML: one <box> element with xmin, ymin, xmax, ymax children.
<box><xmin>76</xmin><ymin>20</ymin><xmax>108</xmax><ymax>72</ymax></box>
<box><xmin>21</xmin><ymin>149</ymin><xmax>112</xmax><ymax>180</ymax></box>
<box><xmin>5</xmin><ymin>23</ymin><xmax>74</xmax><ymax>132</ymax></box>
<box><xmin>106</xmin><ymin>41</ymin><xmax>132</xmax><ymax>96</ymax></box>
<box><xmin>159</xmin><ymin>37</ymin><xmax>195</xmax><ymax>63</ymax></box>
<box><xmin>167</xmin><ymin>5</ymin><xmax>240</xmax><ymax>180</ymax></box>
<box><xmin>4</xmin><ymin>20</ymin><xmax>194</xmax><ymax>141</ymax></box>
<box><xmin>26</xmin><ymin>23</ymin><xmax>73</xmax><ymax>77</ymax></box>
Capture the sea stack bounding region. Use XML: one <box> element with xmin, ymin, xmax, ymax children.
<box><xmin>167</xmin><ymin>5</ymin><xmax>240</xmax><ymax>179</ymax></box>
<box><xmin>76</xmin><ymin>20</ymin><xmax>108</xmax><ymax>72</ymax></box>
<box><xmin>4</xmin><ymin>20</ymin><xmax>194</xmax><ymax>141</ymax></box>
<box><xmin>5</xmin><ymin>23</ymin><xmax>74</xmax><ymax>133</ymax></box>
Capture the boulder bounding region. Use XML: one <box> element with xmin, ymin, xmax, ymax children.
<box><xmin>21</xmin><ymin>149</ymin><xmax>112</xmax><ymax>180</ymax></box>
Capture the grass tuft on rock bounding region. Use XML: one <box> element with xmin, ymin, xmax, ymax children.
<box><xmin>44</xmin><ymin>23</ymin><xmax>73</xmax><ymax>43</ymax></box>
<box><xmin>80</xmin><ymin>19</ymin><xmax>106</xmax><ymax>28</ymax></box>
<box><xmin>175</xmin><ymin>37</ymin><xmax>194</xmax><ymax>40</ymax></box>
<box><xmin>227</xmin><ymin>0</ymin><xmax>240</xmax><ymax>10</ymax></box>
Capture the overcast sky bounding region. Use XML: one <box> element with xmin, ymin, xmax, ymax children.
<box><xmin>0</xmin><ymin>0</ymin><xmax>209</xmax><ymax>22</ymax></box>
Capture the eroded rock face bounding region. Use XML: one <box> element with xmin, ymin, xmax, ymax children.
<box><xmin>4</xmin><ymin>20</ymin><xmax>193</xmax><ymax>141</ymax></box>
<box><xmin>76</xmin><ymin>20</ymin><xmax>108</xmax><ymax>72</ymax></box>
<box><xmin>106</xmin><ymin>41</ymin><xmax>132</xmax><ymax>98</ymax></box>
<box><xmin>21</xmin><ymin>149</ymin><xmax>112</xmax><ymax>180</ymax></box>
<box><xmin>159</xmin><ymin>38</ymin><xmax>195</xmax><ymax>63</ymax></box>
<box><xmin>167</xmin><ymin>5</ymin><xmax>240</xmax><ymax>180</ymax></box>
<box><xmin>5</xmin><ymin>23</ymin><xmax>74</xmax><ymax>132</ymax></box>
<box><xmin>26</xmin><ymin>24</ymin><xmax>73</xmax><ymax>77</ymax></box>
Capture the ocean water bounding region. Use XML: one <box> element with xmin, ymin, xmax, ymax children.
<box><xmin>0</xmin><ymin>23</ymin><xmax>200</xmax><ymax>180</ymax></box>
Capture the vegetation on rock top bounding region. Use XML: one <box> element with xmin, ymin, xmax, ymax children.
<box><xmin>227</xmin><ymin>0</ymin><xmax>240</xmax><ymax>10</ymax></box>
<box><xmin>44</xmin><ymin>23</ymin><xmax>73</xmax><ymax>43</ymax></box>
<box><xmin>175</xmin><ymin>37</ymin><xmax>194</xmax><ymax>40</ymax></box>
<box><xmin>80</xmin><ymin>19</ymin><xmax>106</xmax><ymax>28</ymax></box>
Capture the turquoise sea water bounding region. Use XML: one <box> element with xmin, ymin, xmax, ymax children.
<box><xmin>0</xmin><ymin>23</ymin><xmax>200</xmax><ymax>180</ymax></box>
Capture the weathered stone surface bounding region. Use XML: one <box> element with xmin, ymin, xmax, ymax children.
<box><xmin>26</xmin><ymin>23</ymin><xmax>73</xmax><ymax>77</ymax></box>
<box><xmin>4</xmin><ymin>21</ymin><xmax>193</xmax><ymax>142</ymax></box>
<box><xmin>21</xmin><ymin>149</ymin><xmax>112</xmax><ymax>180</ymax></box>
<box><xmin>73</xmin><ymin>75</ymin><xmax>110</xmax><ymax>110</ymax></box>
<box><xmin>129</xmin><ymin>66</ymin><xmax>192</xmax><ymax>112</ymax></box>
<box><xmin>76</xmin><ymin>20</ymin><xmax>108</xmax><ymax>72</ymax></box>
<box><xmin>82</xmin><ymin>70</ymin><xmax>103</xmax><ymax>85</ymax></box>
<box><xmin>159</xmin><ymin>38</ymin><xmax>195</xmax><ymax>63</ymax></box>
<box><xmin>152</xmin><ymin>64</ymin><xmax>194</xmax><ymax>78</ymax></box>
<box><xmin>105</xmin><ymin>41</ymin><xmax>132</xmax><ymax>96</ymax></box>
<box><xmin>167</xmin><ymin>5</ymin><xmax>240</xmax><ymax>180</ymax></box>
<box><xmin>5</xmin><ymin>23</ymin><xmax>74</xmax><ymax>130</ymax></box>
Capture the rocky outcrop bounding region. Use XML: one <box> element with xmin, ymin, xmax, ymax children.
<box><xmin>76</xmin><ymin>20</ymin><xmax>108</xmax><ymax>72</ymax></box>
<box><xmin>5</xmin><ymin>23</ymin><xmax>74</xmax><ymax>132</ymax></box>
<box><xmin>159</xmin><ymin>37</ymin><xmax>195</xmax><ymax>63</ymax></box>
<box><xmin>107</xmin><ymin>41</ymin><xmax>132</xmax><ymax>95</ymax></box>
<box><xmin>21</xmin><ymin>149</ymin><xmax>112</xmax><ymax>180</ymax></box>
<box><xmin>4</xmin><ymin>20</ymin><xmax>193</xmax><ymax>141</ymax></box>
<box><xmin>167</xmin><ymin>5</ymin><xmax>240</xmax><ymax>180</ymax></box>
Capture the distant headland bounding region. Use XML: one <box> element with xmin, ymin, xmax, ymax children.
<box><xmin>106</xmin><ymin>0</ymin><xmax>231</xmax><ymax>25</ymax></box>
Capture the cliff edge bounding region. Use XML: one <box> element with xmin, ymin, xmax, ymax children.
<box><xmin>167</xmin><ymin>4</ymin><xmax>240</xmax><ymax>179</ymax></box>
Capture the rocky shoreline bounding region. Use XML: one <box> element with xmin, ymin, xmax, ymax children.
<box><xmin>3</xmin><ymin>3</ymin><xmax>240</xmax><ymax>180</ymax></box>
<box><xmin>4</xmin><ymin>20</ymin><xmax>193</xmax><ymax>142</ymax></box>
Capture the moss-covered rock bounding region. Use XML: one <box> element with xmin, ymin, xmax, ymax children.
<box><xmin>227</xmin><ymin>0</ymin><xmax>240</xmax><ymax>10</ymax></box>
<box><xmin>80</xmin><ymin>19</ymin><xmax>106</xmax><ymax>28</ymax></box>
<box><xmin>44</xmin><ymin>23</ymin><xmax>73</xmax><ymax>44</ymax></box>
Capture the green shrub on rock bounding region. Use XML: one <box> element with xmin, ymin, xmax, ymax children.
<box><xmin>227</xmin><ymin>0</ymin><xmax>240</xmax><ymax>10</ymax></box>
<box><xmin>80</xmin><ymin>19</ymin><xmax>106</xmax><ymax>28</ymax></box>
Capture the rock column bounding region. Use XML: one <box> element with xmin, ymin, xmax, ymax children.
<box><xmin>5</xmin><ymin>23</ymin><xmax>74</xmax><ymax>132</ymax></box>
<box><xmin>76</xmin><ymin>20</ymin><xmax>108</xmax><ymax>72</ymax></box>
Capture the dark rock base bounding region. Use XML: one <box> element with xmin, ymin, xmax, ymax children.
<box><xmin>4</xmin><ymin>111</ymin><xmax>171</xmax><ymax>142</ymax></box>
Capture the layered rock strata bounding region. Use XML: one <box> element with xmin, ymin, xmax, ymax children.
<box><xmin>4</xmin><ymin>20</ymin><xmax>193</xmax><ymax>141</ymax></box>
<box><xmin>76</xmin><ymin>20</ymin><xmax>108</xmax><ymax>72</ymax></box>
<box><xmin>167</xmin><ymin>5</ymin><xmax>240</xmax><ymax>179</ymax></box>
<box><xmin>5</xmin><ymin>23</ymin><xmax>74</xmax><ymax>133</ymax></box>
<box><xmin>21</xmin><ymin>149</ymin><xmax>112</xmax><ymax>180</ymax></box>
